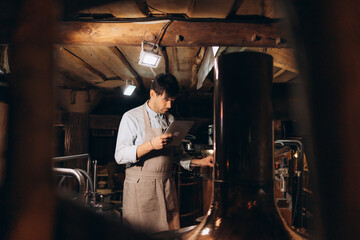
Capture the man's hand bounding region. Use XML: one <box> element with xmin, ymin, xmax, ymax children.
<box><xmin>191</xmin><ymin>156</ymin><xmax>214</xmax><ymax>168</ymax></box>
<box><xmin>150</xmin><ymin>133</ymin><xmax>173</xmax><ymax>150</ymax></box>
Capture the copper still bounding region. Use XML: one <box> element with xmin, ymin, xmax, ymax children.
<box><xmin>180</xmin><ymin>52</ymin><xmax>293</xmax><ymax>239</ymax></box>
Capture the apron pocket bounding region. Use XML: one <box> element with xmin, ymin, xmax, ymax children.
<box><xmin>137</xmin><ymin>178</ymin><xmax>158</xmax><ymax>213</ymax></box>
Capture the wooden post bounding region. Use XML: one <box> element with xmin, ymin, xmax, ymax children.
<box><xmin>0</xmin><ymin>101</ymin><xmax>7</xmax><ymax>185</ymax></box>
<box><xmin>64</xmin><ymin>112</ymin><xmax>89</xmax><ymax>169</ymax></box>
<box><xmin>1</xmin><ymin>0</ymin><xmax>57</xmax><ymax>239</ymax></box>
<box><xmin>284</xmin><ymin>0</ymin><xmax>360</xmax><ymax>239</ymax></box>
<box><xmin>0</xmin><ymin>47</ymin><xmax>10</xmax><ymax>186</ymax></box>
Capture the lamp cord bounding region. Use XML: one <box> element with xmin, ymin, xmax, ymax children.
<box><xmin>152</xmin><ymin>20</ymin><xmax>173</xmax><ymax>51</ymax></box>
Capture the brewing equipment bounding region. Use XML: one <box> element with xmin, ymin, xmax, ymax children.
<box><xmin>53</xmin><ymin>154</ymin><xmax>105</xmax><ymax>209</ymax></box>
<box><xmin>184</xmin><ymin>52</ymin><xmax>291</xmax><ymax>239</ymax></box>
<box><xmin>275</xmin><ymin>140</ymin><xmax>305</xmax><ymax>228</ymax></box>
<box><xmin>179</xmin><ymin>134</ymin><xmax>211</xmax><ymax>227</ymax></box>
<box><xmin>153</xmin><ymin>51</ymin><xmax>306</xmax><ymax>240</ymax></box>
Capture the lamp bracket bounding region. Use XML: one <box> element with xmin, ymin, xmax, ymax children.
<box><xmin>142</xmin><ymin>40</ymin><xmax>159</xmax><ymax>54</ymax></box>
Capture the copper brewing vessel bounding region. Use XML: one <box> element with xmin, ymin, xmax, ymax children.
<box><xmin>181</xmin><ymin>52</ymin><xmax>292</xmax><ymax>239</ymax></box>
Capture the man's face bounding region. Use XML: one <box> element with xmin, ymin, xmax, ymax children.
<box><xmin>150</xmin><ymin>90</ymin><xmax>175</xmax><ymax>114</ymax></box>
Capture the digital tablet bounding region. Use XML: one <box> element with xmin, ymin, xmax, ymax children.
<box><xmin>164</xmin><ymin>120</ymin><xmax>195</xmax><ymax>146</ymax></box>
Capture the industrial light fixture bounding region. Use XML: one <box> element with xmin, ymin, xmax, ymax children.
<box><xmin>138</xmin><ymin>40</ymin><xmax>162</xmax><ymax>68</ymax></box>
<box><xmin>123</xmin><ymin>79</ymin><xmax>136</xmax><ymax>96</ymax></box>
<box><xmin>138</xmin><ymin>21</ymin><xmax>173</xmax><ymax>68</ymax></box>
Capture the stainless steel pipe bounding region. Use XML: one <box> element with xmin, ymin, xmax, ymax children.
<box><xmin>53</xmin><ymin>167</ymin><xmax>86</xmax><ymax>199</ymax></box>
<box><xmin>52</xmin><ymin>153</ymin><xmax>90</xmax><ymax>162</ymax></box>
<box><xmin>52</xmin><ymin>154</ymin><xmax>92</xmax><ymax>199</ymax></box>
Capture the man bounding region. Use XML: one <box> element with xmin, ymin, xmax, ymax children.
<box><xmin>115</xmin><ymin>73</ymin><xmax>214</xmax><ymax>233</ymax></box>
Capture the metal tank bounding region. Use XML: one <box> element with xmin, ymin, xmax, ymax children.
<box><xmin>155</xmin><ymin>52</ymin><xmax>301</xmax><ymax>240</ymax></box>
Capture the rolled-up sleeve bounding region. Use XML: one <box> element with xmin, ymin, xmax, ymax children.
<box><xmin>174</xmin><ymin>145</ymin><xmax>193</xmax><ymax>171</ymax></box>
<box><xmin>114</xmin><ymin>113</ymin><xmax>139</xmax><ymax>165</ymax></box>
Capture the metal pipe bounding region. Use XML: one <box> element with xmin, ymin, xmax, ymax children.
<box><xmin>93</xmin><ymin>160</ymin><xmax>97</xmax><ymax>193</ymax></box>
<box><xmin>275</xmin><ymin>139</ymin><xmax>304</xmax><ymax>228</ymax></box>
<box><xmin>85</xmin><ymin>155</ymin><xmax>91</xmax><ymax>203</ymax></box>
<box><xmin>275</xmin><ymin>140</ymin><xmax>303</xmax><ymax>159</ymax></box>
<box><xmin>53</xmin><ymin>167</ymin><xmax>86</xmax><ymax>198</ymax></box>
<box><xmin>76</xmin><ymin>168</ymin><xmax>94</xmax><ymax>193</ymax></box>
<box><xmin>52</xmin><ymin>153</ymin><xmax>89</xmax><ymax>162</ymax></box>
<box><xmin>52</xmin><ymin>153</ymin><xmax>92</xmax><ymax>201</ymax></box>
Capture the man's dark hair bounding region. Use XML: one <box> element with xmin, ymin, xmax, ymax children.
<box><xmin>151</xmin><ymin>73</ymin><xmax>179</xmax><ymax>98</ymax></box>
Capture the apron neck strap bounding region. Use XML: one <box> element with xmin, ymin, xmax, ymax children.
<box><xmin>142</xmin><ymin>103</ymin><xmax>151</xmax><ymax>129</ymax></box>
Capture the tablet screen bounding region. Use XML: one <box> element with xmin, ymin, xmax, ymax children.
<box><xmin>164</xmin><ymin>120</ymin><xmax>194</xmax><ymax>146</ymax></box>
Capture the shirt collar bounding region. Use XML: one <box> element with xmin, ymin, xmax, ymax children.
<box><xmin>145</xmin><ymin>101</ymin><xmax>164</xmax><ymax>119</ymax></box>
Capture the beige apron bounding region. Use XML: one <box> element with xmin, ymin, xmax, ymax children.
<box><xmin>122</xmin><ymin>104</ymin><xmax>180</xmax><ymax>233</ymax></box>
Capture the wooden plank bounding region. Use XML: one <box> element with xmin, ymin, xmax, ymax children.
<box><xmin>61</xmin><ymin>45</ymin><xmax>135</xmax><ymax>88</ymax></box>
<box><xmin>167</xmin><ymin>46</ymin><xmax>200</xmax><ymax>89</ymax></box>
<box><xmin>89</xmin><ymin>46</ymin><xmax>134</xmax><ymax>80</ymax></box>
<box><xmin>54</xmin><ymin>46</ymin><xmax>104</xmax><ymax>85</ymax></box>
<box><xmin>187</xmin><ymin>0</ymin><xmax>235</xmax><ymax>18</ymax></box>
<box><xmin>90</xmin><ymin>114</ymin><xmax>122</xmax><ymax>130</ymax></box>
<box><xmin>64</xmin><ymin>112</ymin><xmax>89</xmax><ymax>170</ymax></box>
<box><xmin>146</xmin><ymin>0</ymin><xmax>193</xmax><ymax>14</ymax></box>
<box><xmin>133</xmin><ymin>0</ymin><xmax>151</xmax><ymax>17</ymax></box>
<box><xmin>54</xmin><ymin>70</ymin><xmax>91</xmax><ymax>89</ymax></box>
<box><xmin>62</xmin><ymin>47</ymin><xmax>108</xmax><ymax>81</ymax></box>
<box><xmin>64</xmin><ymin>46</ymin><xmax>121</xmax><ymax>80</ymax></box>
<box><xmin>267</xmin><ymin>48</ymin><xmax>298</xmax><ymax>73</ymax></box>
<box><xmin>95</xmin><ymin>80</ymin><xmax>124</xmax><ymax>88</ymax></box>
<box><xmin>234</xmin><ymin>0</ymin><xmax>285</xmax><ymax>18</ymax></box>
<box><xmin>235</xmin><ymin>0</ymin><xmax>263</xmax><ymax>16</ymax></box>
<box><xmin>109</xmin><ymin>46</ymin><xmax>146</xmax><ymax>93</ymax></box>
<box><xmin>273</xmin><ymin>70</ymin><xmax>297</xmax><ymax>83</ymax></box>
<box><xmin>57</xmin><ymin>21</ymin><xmax>289</xmax><ymax>47</ymax></box>
<box><xmin>78</xmin><ymin>1</ymin><xmax>147</xmax><ymax>18</ymax></box>
<box><xmin>252</xmin><ymin>47</ymin><xmax>298</xmax><ymax>72</ymax></box>
<box><xmin>273</xmin><ymin>68</ymin><xmax>286</xmax><ymax>79</ymax></box>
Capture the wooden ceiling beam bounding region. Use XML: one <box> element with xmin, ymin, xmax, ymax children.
<box><xmin>110</xmin><ymin>46</ymin><xmax>146</xmax><ymax>93</ymax></box>
<box><xmin>62</xmin><ymin>47</ymin><xmax>107</xmax><ymax>81</ymax></box>
<box><xmin>273</xmin><ymin>70</ymin><xmax>297</xmax><ymax>83</ymax></box>
<box><xmin>133</xmin><ymin>0</ymin><xmax>151</xmax><ymax>17</ymax></box>
<box><xmin>161</xmin><ymin>47</ymin><xmax>169</xmax><ymax>74</ymax></box>
<box><xmin>57</xmin><ymin>20</ymin><xmax>289</xmax><ymax>47</ymax></box>
<box><xmin>267</xmin><ymin>48</ymin><xmax>298</xmax><ymax>73</ymax></box>
<box><xmin>252</xmin><ymin>47</ymin><xmax>298</xmax><ymax>73</ymax></box>
<box><xmin>273</xmin><ymin>68</ymin><xmax>286</xmax><ymax>79</ymax></box>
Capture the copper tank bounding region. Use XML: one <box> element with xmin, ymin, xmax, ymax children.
<box><xmin>181</xmin><ymin>52</ymin><xmax>293</xmax><ymax>239</ymax></box>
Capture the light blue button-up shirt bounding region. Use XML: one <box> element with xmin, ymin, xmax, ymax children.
<box><xmin>114</xmin><ymin>101</ymin><xmax>192</xmax><ymax>170</ymax></box>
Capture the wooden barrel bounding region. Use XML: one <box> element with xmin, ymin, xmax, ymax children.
<box><xmin>177</xmin><ymin>170</ymin><xmax>203</xmax><ymax>228</ymax></box>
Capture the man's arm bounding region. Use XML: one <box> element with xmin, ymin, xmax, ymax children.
<box><xmin>114</xmin><ymin>113</ymin><xmax>139</xmax><ymax>164</ymax></box>
<box><xmin>190</xmin><ymin>156</ymin><xmax>214</xmax><ymax>168</ymax></box>
<box><xmin>175</xmin><ymin>144</ymin><xmax>214</xmax><ymax>170</ymax></box>
<box><xmin>115</xmin><ymin>112</ymin><xmax>174</xmax><ymax>163</ymax></box>
<box><xmin>136</xmin><ymin>133</ymin><xmax>173</xmax><ymax>158</ymax></box>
